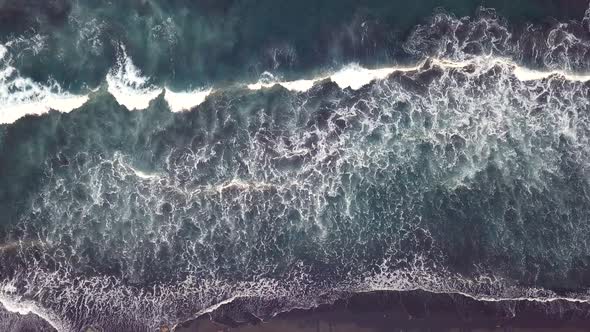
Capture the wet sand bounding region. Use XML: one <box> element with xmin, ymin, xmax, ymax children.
<box><xmin>176</xmin><ymin>290</ymin><xmax>590</xmax><ymax>332</ymax></box>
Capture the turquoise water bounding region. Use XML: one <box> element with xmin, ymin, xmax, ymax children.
<box><xmin>1</xmin><ymin>1</ymin><xmax>590</xmax><ymax>331</ymax></box>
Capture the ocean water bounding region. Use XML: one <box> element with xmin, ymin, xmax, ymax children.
<box><xmin>1</xmin><ymin>1</ymin><xmax>590</xmax><ymax>331</ymax></box>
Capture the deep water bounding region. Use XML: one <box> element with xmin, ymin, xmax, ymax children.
<box><xmin>2</xmin><ymin>1</ymin><xmax>590</xmax><ymax>331</ymax></box>
<box><xmin>0</xmin><ymin>0</ymin><xmax>588</xmax><ymax>89</ymax></box>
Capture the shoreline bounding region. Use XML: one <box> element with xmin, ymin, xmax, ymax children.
<box><xmin>177</xmin><ymin>289</ymin><xmax>590</xmax><ymax>332</ymax></box>
<box><xmin>3</xmin><ymin>287</ymin><xmax>590</xmax><ymax>332</ymax></box>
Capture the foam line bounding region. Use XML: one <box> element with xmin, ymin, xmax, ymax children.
<box><xmin>247</xmin><ymin>57</ymin><xmax>590</xmax><ymax>93</ymax></box>
<box><xmin>164</xmin><ymin>88</ymin><xmax>212</xmax><ymax>113</ymax></box>
<box><xmin>512</xmin><ymin>66</ymin><xmax>590</xmax><ymax>81</ymax></box>
<box><xmin>175</xmin><ymin>282</ymin><xmax>590</xmax><ymax>332</ymax></box>
<box><xmin>2</xmin><ymin>54</ymin><xmax>590</xmax><ymax>125</ymax></box>
<box><xmin>247</xmin><ymin>77</ymin><xmax>317</xmax><ymax>92</ymax></box>
<box><xmin>364</xmin><ymin>286</ymin><xmax>590</xmax><ymax>304</ymax></box>
<box><xmin>0</xmin><ymin>94</ymin><xmax>89</xmax><ymax>125</ymax></box>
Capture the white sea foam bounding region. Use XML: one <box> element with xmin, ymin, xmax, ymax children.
<box><xmin>0</xmin><ymin>45</ymin><xmax>7</xmax><ymax>60</ymax></box>
<box><xmin>0</xmin><ymin>95</ymin><xmax>89</xmax><ymax>125</ymax></box>
<box><xmin>1</xmin><ymin>47</ymin><xmax>589</xmax><ymax>125</ymax></box>
<box><xmin>106</xmin><ymin>47</ymin><xmax>162</xmax><ymax>111</ymax></box>
<box><xmin>246</xmin><ymin>57</ymin><xmax>590</xmax><ymax>94</ymax></box>
<box><xmin>247</xmin><ymin>64</ymin><xmax>420</xmax><ymax>92</ymax></box>
<box><xmin>0</xmin><ymin>44</ymin><xmax>89</xmax><ymax>125</ymax></box>
<box><xmin>17</xmin><ymin>47</ymin><xmax>590</xmax><ymax>330</ymax></box>
<box><xmin>362</xmin><ymin>266</ymin><xmax>590</xmax><ymax>305</ymax></box>
<box><xmin>0</xmin><ymin>293</ymin><xmax>68</xmax><ymax>332</ymax></box>
<box><xmin>128</xmin><ymin>164</ymin><xmax>159</xmax><ymax>180</ymax></box>
<box><xmin>131</xmin><ymin>168</ymin><xmax>159</xmax><ymax>180</ymax></box>
<box><xmin>164</xmin><ymin>88</ymin><xmax>212</xmax><ymax>113</ymax></box>
<box><xmin>330</xmin><ymin>63</ymin><xmax>418</xmax><ymax>89</ymax></box>
<box><xmin>512</xmin><ymin>66</ymin><xmax>590</xmax><ymax>81</ymax></box>
<box><xmin>247</xmin><ymin>72</ymin><xmax>317</xmax><ymax>91</ymax></box>
<box><xmin>6</xmin><ymin>7</ymin><xmax>590</xmax><ymax>330</ymax></box>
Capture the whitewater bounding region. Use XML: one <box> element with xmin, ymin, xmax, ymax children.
<box><xmin>2</xmin><ymin>48</ymin><xmax>590</xmax><ymax>125</ymax></box>
<box><xmin>2</xmin><ymin>4</ymin><xmax>590</xmax><ymax>332</ymax></box>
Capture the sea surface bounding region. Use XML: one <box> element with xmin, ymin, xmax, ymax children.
<box><xmin>1</xmin><ymin>1</ymin><xmax>590</xmax><ymax>331</ymax></box>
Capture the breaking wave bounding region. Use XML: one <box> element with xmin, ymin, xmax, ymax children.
<box><xmin>0</xmin><ymin>42</ymin><xmax>88</xmax><ymax>125</ymax></box>
<box><xmin>1</xmin><ymin>7</ymin><xmax>590</xmax><ymax>124</ymax></box>
<box><xmin>2</xmin><ymin>5</ymin><xmax>590</xmax><ymax>332</ymax></box>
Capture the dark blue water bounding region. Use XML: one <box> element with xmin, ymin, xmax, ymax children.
<box><xmin>1</xmin><ymin>1</ymin><xmax>590</xmax><ymax>331</ymax></box>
